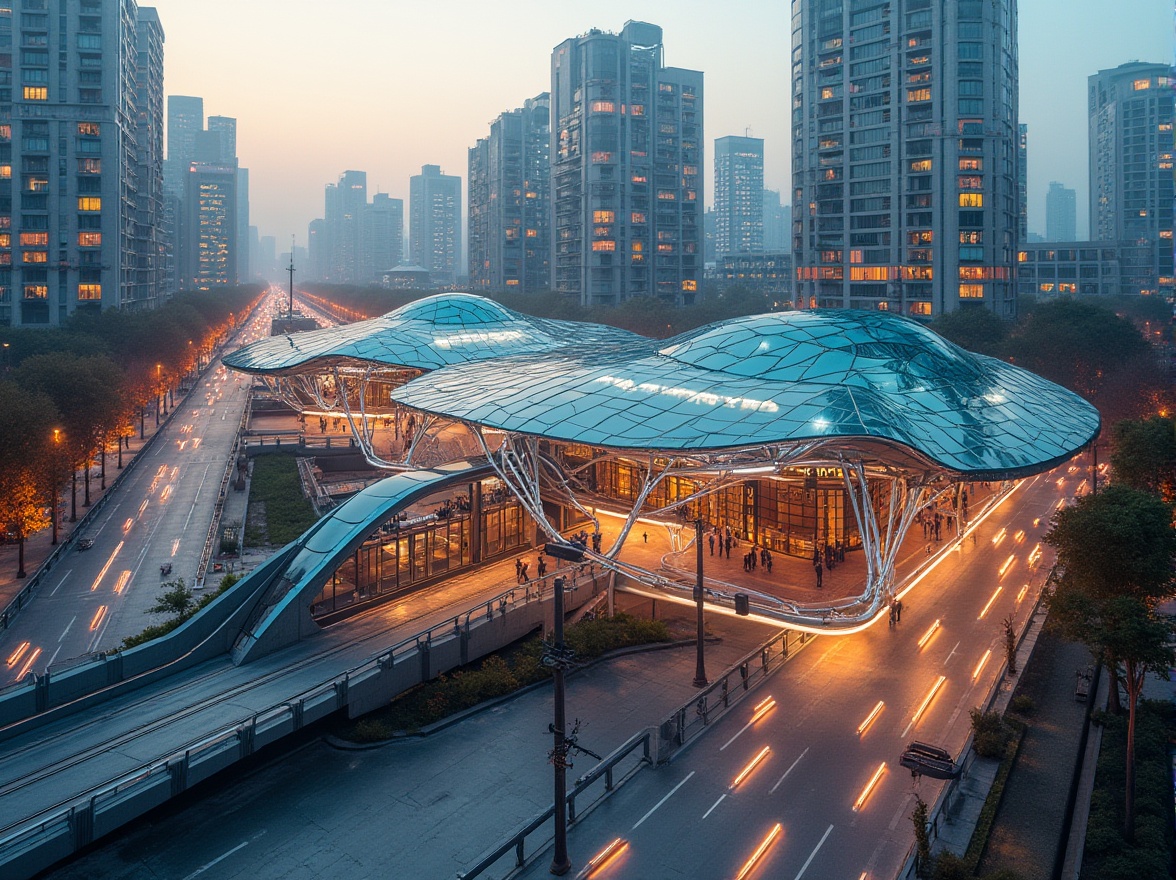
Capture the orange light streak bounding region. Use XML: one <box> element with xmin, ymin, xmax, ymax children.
<box><xmin>858</xmin><ymin>700</ymin><xmax>884</xmax><ymax>735</ymax></box>
<box><xmin>89</xmin><ymin>605</ymin><xmax>107</xmax><ymax>631</ymax></box>
<box><xmin>122</xmin><ymin>518</ymin><xmax>133</xmax><ymax>533</ymax></box>
<box><xmin>972</xmin><ymin>649</ymin><xmax>992</xmax><ymax>682</ymax></box>
<box><xmin>991</xmin><ymin>528</ymin><xmax>1007</xmax><ymax>546</ymax></box>
<box><xmin>853</xmin><ymin>762</ymin><xmax>887</xmax><ymax>811</ymax></box>
<box><xmin>734</xmin><ymin>823</ymin><xmax>783</xmax><ymax>880</ymax></box>
<box><xmin>979</xmin><ymin>587</ymin><xmax>1002</xmax><ymax>619</ymax></box>
<box><xmin>1033</xmin><ymin>517</ymin><xmax>1041</xmax><ymax>527</ymax></box>
<box><xmin>998</xmin><ymin>554</ymin><xmax>1015</xmax><ymax>579</ymax></box>
<box><xmin>586</xmin><ymin>838</ymin><xmax>629</xmax><ymax>876</ymax></box>
<box><xmin>113</xmin><ymin>570</ymin><xmax>132</xmax><ymax>594</ymax></box>
<box><xmin>732</xmin><ymin>746</ymin><xmax>771</xmax><ymax>789</ymax></box>
<box><xmin>90</xmin><ymin>540</ymin><xmax>124</xmax><ymax>591</ymax></box>
<box><xmin>15</xmin><ymin>647</ymin><xmax>41</xmax><ymax>680</ymax></box>
<box><xmin>912</xmin><ymin>675</ymin><xmax>946</xmax><ymax>726</ymax></box>
<box><xmin>6</xmin><ymin>641</ymin><xmax>30</xmax><ymax>667</ymax></box>
<box><xmin>751</xmin><ymin>697</ymin><xmax>777</xmax><ymax>724</ymax></box>
<box><xmin>160</xmin><ymin>484</ymin><xmax>173</xmax><ymax>502</ymax></box>
<box><xmin>1013</xmin><ymin>529</ymin><xmax>1025</xmax><ymax>543</ymax></box>
<box><xmin>917</xmin><ymin>619</ymin><xmax>940</xmax><ymax>649</ymax></box>
<box><xmin>1016</xmin><ymin>584</ymin><xmax>1028</xmax><ymax>604</ymax></box>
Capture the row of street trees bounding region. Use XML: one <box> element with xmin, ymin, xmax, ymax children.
<box><xmin>0</xmin><ymin>286</ymin><xmax>263</xmax><ymax>578</ymax></box>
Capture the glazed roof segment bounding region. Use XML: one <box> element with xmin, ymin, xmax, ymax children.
<box><xmin>222</xmin><ymin>293</ymin><xmax>643</xmax><ymax>374</ymax></box>
<box><xmin>389</xmin><ymin>309</ymin><xmax>1101</xmax><ymax>478</ymax></box>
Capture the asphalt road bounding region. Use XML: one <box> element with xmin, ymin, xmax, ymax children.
<box><xmin>514</xmin><ymin>471</ymin><xmax>1073</xmax><ymax>880</ymax></box>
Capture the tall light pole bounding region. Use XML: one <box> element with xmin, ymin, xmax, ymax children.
<box><xmin>287</xmin><ymin>235</ymin><xmax>296</xmax><ymax>319</ymax></box>
<box><xmin>693</xmin><ymin>518</ymin><xmax>708</xmax><ymax>688</ymax></box>
<box><xmin>50</xmin><ymin>429</ymin><xmax>61</xmax><ymax>545</ymax></box>
<box><xmin>547</xmin><ymin>574</ymin><xmax>572</xmax><ymax>876</ymax></box>
<box><xmin>155</xmin><ymin>363</ymin><xmax>162</xmax><ymax>425</ymax></box>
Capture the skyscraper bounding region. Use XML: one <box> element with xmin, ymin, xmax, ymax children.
<box><xmin>1045</xmin><ymin>181</ymin><xmax>1076</xmax><ymax>242</ymax></box>
<box><xmin>409</xmin><ymin>164</ymin><xmax>462</xmax><ymax>286</ymax></box>
<box><xmin>363</xmin><ymin>192</ymin><xmax>404</xmax><ymax>280</ymax></box>
<box><xmin>1088</xmin><ymin>61</ymin><xmax>1174</xmax><ymax>297</ymax></box>
<box><xmin>182</xmin><ymin>163</ymin><xmax>236</xmax><ymax>288</ymax></box>
<box><xmin>714</xmin><ymin>135</ymin><xmax>764</xmax><ymax>258</ymax></box>
<box><xmin>762</xmin><ymin>190</ymin><xmax>791</xmax><ymax>252</ymax></box>
<box><xmin>792</xmin><ymin>0</ymin><xmax>1019</xmax><ymax>318</ymax></box>
<box><xmin>0</xmin><ymin>0</ymin><xmax>165</xmax><ymax>326</ymax></box>
<box><xmin>551</xmin><ymin>21</ymin><xmax>703</xmax><ymax>306</ymax></box>
<box><xmin>132</xmin><ymin>6</ymin><xmax>165</xmax><ymax>311</ymax></box>
<box><xmin>165</xmin><ymin>95</ymin><xmax>203</xmax><ymax>197</ymax></box>
<box><xmin>468</xmin><ymin>93</ymin><xmax>551</xmax><ymax>293</ymax></box>
<box><xmin>1016</xmin><ymin>123</ymin><xmax>1028</xmax><ymax>244</ymax></box>
<box><xmin>331</xmin><ymin>170</ymin><xmax>366</xmax><ymax>283</ymax></box>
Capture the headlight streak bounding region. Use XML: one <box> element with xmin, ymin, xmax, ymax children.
<box><xmin>853</xmin><ymin>762</ymin><xmax>887</xmax><ymax>812</ymax></box>
<box><xmin>858</xmin><ymin>700</ymin><xmax>884</xmax><ymax>735</ymax></box>
<box><xmin>917</xmin><ymin>619</ymin><xmax>940</xmax><ymax>649</ymax></box>
<box><xmin>733</xmin><ymin>823</ymin><xmax>783</xmax><ymax>880</ymax></box>
<box><xmin>979</xmin><ymin>587</ymin><xmax>1002</xmax><ymax>619</ymax></box>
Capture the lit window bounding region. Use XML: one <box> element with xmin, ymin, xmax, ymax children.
<box><xmin>22</xmin><ymin>250</ymin><xmax>48</xmax><ymax>263</ymax></box>
<box><xmin>525</xmin><ymin>229</ymin><xmax>537</xmax><ymax>238</ymax></box>
<box><xmin>77</xmin><ymin>283</ymin><xmax>101</xmax><ymax>300</ymax></box>
<box><xmin>632</xmin><ymin>241</ymin><xmax>644</xmax><ymax>252</ymax></box>
<box><xmin>0</xmin><ymin>234</ymin><xmax>9</xmax><ymax>248</ymax></box>
<box><xmin>591</xmin><ymin>240</ymin><xmax>616</xmax><ymax>252</ymax></box>
<box><xmin>505</xmin><ymin>279</ymin><xmax>519</xmax><ymax>286</ymax></box>
<box><xmin>591</xmin><ymin>151</ymin><xmax>612</xmax><ymax>163</ymax></box>
<box><xmin>23</xmin><ymin>285</ymin><xmax>48</xmax><ymax>300</ymax></box>
<box><xmin>909</xmin><ymin>302</ymin><xmax>932</xmax><ymax>316</ymax></box>
<box><xmin>658</xmin><ymin>243</ymin><xmax>674</xmax><ymax>253</ymax></box>
<box><xmin>958</xmin><ymin>284</ymin><xmax>984</xmax><ymax>298</ymax></box>
<box><xmin>1039</xmin><ymin>283</ymin><xmax>1055</xmax><ymax>292</ymax></box>
<box><xmin>78</xmin><ymin>197</ymin><xmax>101</xmax><ymax>211</ymax></box>
<box><xmin>630</xmin><ymin>104</ymin><xmax>644</xmax><ymax>116</ymax></box>
<box><xmin>77</xmin><ymin>158</ymin><xmax>101</xmax><ymax>173</ymax></box>
<box><xmin>682</xmin><ymin>279</ymin><xmax>697</xmax><ymax>291</ymax></box>
<box><xmin>631</xmin><ymin>253</ymin><xmax>644</xmax><ymax>263</ymax></box>
<box><xmin>631</xmin><ymin>174</ymin><xmax>647</xmax><ymax>184</ymax></box>
<box><xmin>957</xmin><ymin>175</ymin><xmax>983</xmax><ymax>190</ymax></box>
<box><xmin>961</xmin><ymin>231</ymin><xmax>983</xmax><ymax>244</ymax></box>
<box><xmin>906</xmin><ymin>88</ymin><xmax>931</xmax><ymax>102</ymax></box>
<box><xmin>1018</xmin><ymin>251</ymin><xmax>1028</xmax><ymax>262</ymax></box>
<box><xmin>958</xmin><ymin>193</ymin><xmax>983</xmax><ymax>207</ymax></box>
<box><xmin>631</xmin><ymin>211</ymin><xmax>646</xmax><ymax>224</ymax></box>
<box><xmin>593</xmin><ymin>210</ymin><xmax>615</xmax><ymax>223</ymax></box>
<box><xmin>25</xmin><ymin>177</ymin><xmax>48</xmax><ymax>192</ymax></box>
<box><xmin>909</xmin><ymin>159</ymin><xmax>932</xmax><ymax>172</ymax></box>
<box><xmin>19</xmin><ymin>232</ymin><xmax>47</xmax><ymax>246</ymax></box>
<box><xmin>590</xmin><ymin>100</ymin><xmax>615</xmax><ymax>113</ymax></box>
<box><xmin>1133</xmin><ymin>79</ymin><xmax>1151</xmax><ymax>90</ymax></box>
<box><xmin>657</xmin><ymin>191</ymin><xmax>676</xmax><ymax>201</ymax></box>
<box><xmin>850</xmin><ymin>267</ymin><xmax>892</xmax><ymax>281</ymax></box>
<box><xmin>78</xmin><ymin>122</ymin><xmax>101</xmax><ymax>136</ymax></box>
<box><xmin>908</xmin><ymin>230</ymin><xmax>933</xmax><ymax>244</ymax></box>
<box><xmin>22</xmin><ymin>86</ymin><xmax>47</xmax><ymax>101</ymax></box>
<box><xmin>78</xmin><ymin>232</ymin><xmax>101</xmax><ymax>247</ymax></box>
<box><xmin>0</xmin><ymin>165</ymin><xmax>9</xmax><ymax>179</ymax></box>
<box><xmin>958</xmin><ymin>158</ymin><xmax>982</xmax><ymax>171</ymax></box>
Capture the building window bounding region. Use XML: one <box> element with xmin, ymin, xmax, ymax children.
<box><xmin>958</xmin><ymin>158</ymin><xmax>982</xmax><ymax>171</ymax></box>
<box><xmin>77</xmin><ymin>122</ymin><xmax>100</xmax><ymax>136</ymax></box>
<box><xmin>77</xmin><ymin>158</ymin><xmax>101</xmax><ymax>173</ymax></box>
<box><xmin>960</xmin><ymin>231</ymin><xmax>983</xmax><ymax>244</ymax></box>
<box><xmin>22</xmin><ymin>250</ymin><xmax>48</xmax><ymax>263</ymax></box>
<box><xmin>19</xmin><ymin>232</ymin><xmax>47</xmax><ymax>246</ymax></box>
<box><xmin>630</xmin><ymin>104</ymin><xmax>644</xmax><ymax>116</ymax></box>
<box><xmin>77</xmin><ymin>197</ymin><xmax>101</xmax><ymax>211</ymax></box>
<box><xmin>77</xmin><ymin>232</ymin><xmax>101</xmax><ymax>247</ymax></box>
<box><xmin>958</xmin><ymin>193</ymin><xmax>983</xmax><ymax>207</ymax></box>
<box><xmin>591</xmin><ymin>151</ymin><xmax>612</xmax><ymax>163</ymax></box>
<box><xmin>77</xmin><ymin>283</ymin><xmax>101</xmax><ymax>300</ymax></box>
<box><xmin>682</xmin><ymin>279</ymin><xmax>697</xmax><ymax>291</ymax></box>
<box><xmin>1133</xmin><ymin>79</ymin><xmax>1151</xmax><ymax>90</ymax></box>
<box><xmin>590</xmin><ymin>100</ymin><xmax>615</xmax><ymax>113</ymax></box>
<box><xmin>22</xmin><ymin>86</ymin><xmax>47</xmax><ymax>101</ymax></box>
<box><xmin>958</xmin><ymin>284</ymin><xmax>984</xmax><ymax>298</ymax></box>
<box><xmin>23</xmin><ymin>284</ymin><xmax>48</xmax><ymax>300</ymax></box>
<box><xmin>909</xmin><ymin>159</ymin><xmax>931</xmax><ymax>172</ymax></box>
<box><xmin>909</xmin><ymin>301</ymin><xmax>932</xmax><ymax>316</ymax></box>
<box><xmin>631</xmin><ymin>211</ymin><xmax>646</xmax><ymax>223</ymax></box>
<box><xmin>593</xmin><ymin>210</ymin><xmax>615</xmax><ymax>223</ymax></box>
<box><xmin>957</xmin><ymin>175</ymin><xmax>983</xmax><ymax>190</ymax></box>
<box><xmin>906</xmin><ymin>88</ymin><xmax>931</xmax><ymax>102</ymax></box>
<box><xmin>591</xmin><ymin>240</ymin><xmax>616</xmax><ymax>252</ymax></box>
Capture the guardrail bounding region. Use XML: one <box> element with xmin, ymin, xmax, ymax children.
<box><xmin>457</xmin><ymin>626</ymin><xmax>815</xmax><ymax>880</ymax></box>
<box><xmin>194</xmin><ymin>381</ymin><xmax>252</xmax><ymax>590</ymax></box>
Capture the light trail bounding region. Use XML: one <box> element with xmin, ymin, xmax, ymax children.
<box><xmin>857</xmin><ymin>701</ymin><xmax>884</xmax><ymax>735</ymax></box>
<box><xmin>160</xmin><ymin>484</ymin><xmax>173</xmax><ymax>502</ymax></box>
<box><xmin>584</xmin><ymin>839</ymin><xmax>628</xmax><ymax>877</ymax></box>
<box><xmin>910</xmin><ymin>675</ymin><xmax>947</xmax><ymax>727</ymax></box>
<box><xmin>917</xmin><ymin>619</ymin><xmax>940</xmax><ymax>649</ymax></box>
<box><xmin>751</xmin><ymin>697</ymin><xmax>776</xmax><ymax>724</ymax></box>
<box><xmin>991</xmin><ymin>527</ymin><xmax>1007</xmax><ymax>546</ymax></box>
<box><xmin>113</xmin><ymin>570</ymin><xmax>132</xmax><ymax>594</ymax></box>
<box><xmin>998</xmin><ymin>554</ymin><xmax>1016</xmax><ymax>579</ymax></box>
<box><xmin>1016</xmin><ymin>584</ymin><xmax>1029</xmax><ymax>604</ymax></box>
<box><xmin>1013</xmin><ymin>529</ymin><xmax>1025</xmax><ymax>543</ymax></box>
<box><xmin>171</xmin><ymin>539</ymin><xmax>180</xmax><ymax>556</ymax></box>
<box><xmin>90</xmin><ymin>541</ymin><xmax>124</xmax><ymax>591</ymax></box>
<box><xmin>1027</xmin><ymin>543</ymin><xmax>1043</xmax><ymax>566</ymax></box>
<box><xmin>972</xmin><ymin>650</ymin><xmax>992</xmax><ymax>682</ymax></box>
<box><xmin>978</xmin><ymin>587</ymin><xmax>1002</xmax><ymax>619</ymax></box>
<box><xmin>15</xmin><ymin>647</ymin><xmax>41</xmax><ymax>680</ymax></box>
<box><xmin>853</xmin><ymin>762</ymin><xmax>887</xmax><ymax>812</ymax></box>
<box><xmin>733</xmin><ymin>823</ymin><xmax>782</xmax><ymax>880</ymax></box>
<box><xmin>138</xmin><ymin>499</ymin><xmax>149</xmax><ymax>516</ymax></box>
<box><xmin>89</xmin><ymin>605</ymin><xmax>107</xmax><ymax>631</ymax></box>
<box><xmin>6</xmin><ymin>641</ymin><xmax>30</xmax><ymax>667</ymax></box>
<box><xmin>731</xmin><ymin>746</ymin><xmax>771</xmax><ymax>789</ymax></box>
<box><xmin>122</xmin><ymin>518</ymin><xmax>133</xmax><ymax>533</ymax></box>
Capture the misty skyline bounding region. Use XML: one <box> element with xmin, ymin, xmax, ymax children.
<box><xmin>149</xmin><ymin>0</ymin><xmax>1170</xmax><ymax>251</ymax></box>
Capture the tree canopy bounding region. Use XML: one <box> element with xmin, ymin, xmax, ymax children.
<box><xmin>1111</xmin><ymin>416</ymin><xmax>1176</xmax><ymax>501</ymax></box>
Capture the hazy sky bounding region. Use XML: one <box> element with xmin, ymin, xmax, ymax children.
<box><xmin>147</xmin><ymin>0</ymin><xmax>1171</xmax><ymax>249</ymax></box>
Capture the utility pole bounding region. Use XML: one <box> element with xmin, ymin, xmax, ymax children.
<box><xmin>693</xmin><ymin>518</ymin><xmax>708</xmax><ymax>687</ymax></box>
<box><xmin>546</xmin><ymin>575</ymin><xmax>572</xmax><ymax>875</ymax></box>
<box><xmin>287</xmin><ymin>235</ymin><xmax>296</xmax><ymax>319</ymax></box>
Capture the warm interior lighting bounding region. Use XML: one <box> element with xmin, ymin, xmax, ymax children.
<box><xmin>734</xmin><ymin>823</ymin><xmax>783</xmax><ymax>880</ymax></box>
<box><xmin>586</xmin><ymin>838</ymin><xmax>629</xmax><ymax>876</ymax></box>
<box><xmin>853</xmin><ymin>762</ymin><xmax>887</xmax><ymax>811</ymax></box>
<box><xmin>917</xmin><ymin>619</ymin><xmax>941</xmax><ymax>649</ymax></box>
<box><xmin>858</xmin><ymin>700</ymin><xmax>884</xmax><ymax>735</ymax></box>
<box><xmin>972</xmin><ymin>649</ymin><xmax>992</xmax><ymax>681</ymax></box>
<box><xmin>979</xmin><ymin>587</ymin><xmax>1002</xmax><ymax>619</ymax></box>
<box><xmin>912</xmin><ymin>675</ymin><xmax>947</xmax><ymax>726</ymax></box>
<box><xmin>732</xmin><ymin>746</ymin><xmax>771</xmax><ymax>788</ymax></box>
<box><xmin>998</xmin><ymin>555</ymin><xmax>1015</xmax><ymax>579</ymax></box>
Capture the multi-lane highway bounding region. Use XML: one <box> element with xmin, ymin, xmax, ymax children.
<box><xmin>514</xmin><ymin>470</ymin><xmax>1073</xmax><ymax>880</ymax></box>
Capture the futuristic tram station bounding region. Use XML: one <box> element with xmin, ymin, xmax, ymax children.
<box><xmin>221</xmin><ymin>293</ymin><xmax>1100</xmax><ymax>659</ymax></box>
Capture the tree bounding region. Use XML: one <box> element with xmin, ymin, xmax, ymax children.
<box><xmin>149</xmin><ymin>579</ymin><xmax>195</xmax><ymax>618</ymax></box>
<box><xmin>1043</xmin><ymin>484</ymin><xmax>1176</xmax><ymax>842</ymax></box>
<box><xmin>928</xmin><ymin>306</ymin><xmax>1010</xmax><ymax>356</ymax></box>
<box><xmin>1110</xmin><ymin>415</ymin><xmax>1176</xmax><ymax>501</ymax></box>
<box><xmin>0</xmin><ymin>381</ymin><xmax>59</xmax><ymax>574</ymax></box>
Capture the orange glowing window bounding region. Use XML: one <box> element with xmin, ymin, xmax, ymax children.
<box><xmin>22</xmin><ymin>250</ymin><xmax>48</xmax><ymax>263</ymax></box>
<box><xmin>592</xmin><ymin>240</ymin><xmax>616</xmax><ymax>252</ymax></box>
<box><xmin>23</xmin><ymin>284</ymin><xmax>48</xmax><ymax>300</ymax></box>
<box><xmin>19</xmin><ymin>232</ymin><xmax>47</xmax><ymax>246</ymax></box>
<box><xmin>593</xmin><ymin>210</ymin><xmax>615</xmax><ymax>223</ymax></box>
<box><xmin>682</xmin><ymin>279</ymin><xmax>697</xmax><ymax>291</ymax></box>
<box><xmin>959</xmin><ymin>283</ymin><xmax>984</xmax><ymax>298</ymax></box>
<box><xmin>77</xmin><ymin>283</ymin><xmax>102</xmax><ymax>300</ymax></box>
<box><xmin>958</xmin><ymin>193</ymin><xmax>983</xmax><ymax>207</ymax></box>
<box><xmin>591</xmin><ymin>100</ymin><xmax>616</xmax><ymax>113</ymax></box>
<box><xmin>78</xmin><ymin>197</ymin><xmax>102</xmax><ymax>211</ymax></box>
<box><xmin>631</xmin><ymin>211</ymin><xmax>647</xmax><ymax>224</ymax></box>
<box><xmin>23</xmin><ymin>86</ymin><xmax>47</xmax><ymax>101</ymax></box>
<box><xmin>77</xmin><ymin>122</ymin><xmax>101</xmax><ymax>136</ymax></box>
<box><xmin>78</xmin><ymin>232</ymin><xmax>102</xmax><ymax>247</ymax></box>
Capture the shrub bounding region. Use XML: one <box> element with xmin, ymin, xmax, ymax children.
<box><xmin>970</xmin><ymin>707</ymin><xmax>1011</xmax><ymax>758</ymax></box>
<box><xmin>930</xmin><ymin>851</ymin><xmax>969</xmax><ymax>880</ymax></box>
<box><xmin>1008</xmin><ymin>694</ymin><xmax>1035</xmax><ymax>715</ymax></box>
<box><xmin>351</xmin><ymin>718</ymin><xmax>393</xmax><ymax>743</ymax></box>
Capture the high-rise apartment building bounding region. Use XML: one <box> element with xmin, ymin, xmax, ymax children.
<box><xmin>468</xmin><ymin>93</ymin><xmax>551</xmax><ymax>293</ymax></box>
<box><xmin>330</xmin><ymin>170</ymin><xmax>366</xmax><ymax>283</ymax></box>
<box><xmin>181</xmin><ymin>163</ymin><xmax>236</xmax><ymax>288</ymax></box>
<box><xmin>792</xmin><ymin>0</ymin><xmax>1019</xmax><ymax>318</ymax></box>
<box><xmin>131</xmin><ymin>6</ymin><xmax>165</xmax><ymax>311</ymax></box>
<box><xmin>237</xmin><ymin>167</ymin><xmax>250</xmax><ymax>280</ymax></box>
<box><xmin>551</xmin><ymin>21</ymin><xmax>703</xmax><ymax>306</ymax></box>
<box><xmin>1016</xmin><ymin>123</ymin><xmax>1028</xmax><ymax>244</ymax></box>
<box><xmin>1088</xmin><ymin>61</ymin><xmax>1174</xmax><ymax>297</ymax></box>
<box><xmin>0</xmin><ymin>0</ymin><xmax>166</xmax><ymax>326</ymax></box>
<box><xmin>762</xmin><ymin>189</ymin><xmax>791</xmax><ymax>252</ymax></box>
<box><xmin>714</xmin><ymin>135</ymin><xmax>763</xmax><ymax>258</ymax></box>
<box><xmin>1045</xmin><ymin>181</ymin><xmax>1076</xmax><ymax>242</ymax></box>
<box><xmin>409</xmin><ymin>164</ymin><xmax>461</xmax><ymax>286</ymax></box>
<box><xmin>363</xmin><ymin>192</ymin><xmax>404</xmax><ymax>279</ymax></box>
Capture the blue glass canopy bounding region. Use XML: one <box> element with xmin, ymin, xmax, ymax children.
<box><xmin>222</xmin><ymin>293</ymin><xmax>642</xmax><ymax>375</ymax></box>
<box><xmin>389</xmin><ymin>309</ymin><xmax>1101</xmax><ymax>479</ymax></box>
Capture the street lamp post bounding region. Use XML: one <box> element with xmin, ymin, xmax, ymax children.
<box><xmin>545</xmin><ymin>574</ymin><xmax>573</xmax><ymax>876</ymax></box>
<box><xmin>50</xmin><ymin>429</ymin><xmax>60</xmax><ymax>545</ymax></box>
<box><xmin>693</xmin><ymin>518</ymin><xmax>708</xmax><ymax>688</ymax></box>
<box><xmin>155</xmin><ymin>363</ymin><xmax>162</xmax><ymax>426</ymax></box>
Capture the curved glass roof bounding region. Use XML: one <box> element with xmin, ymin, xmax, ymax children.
<box><xmin>222</xmin><ymin>293</ymin><xmax>642</xmax><ymax>375</ymax></box>
<box><xmin>390</xmin><ymin>310</ymin><xmax>1101</xmax><ymax>478</ymax></box>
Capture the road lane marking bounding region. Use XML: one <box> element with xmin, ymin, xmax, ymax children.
<box><xmin>631</xmin><ymin>770</ymin><xmax>694</xmax><ymax>830</ymax></box>
<box><xmin>47</xmin><ymin>646</ymin><xmax>61</xmax><ymax>668</ymax></box>
<box><xmin>944</xmin><ymin>641</ymin><xmax>960</xmax><ymax>665</ymax></box>
<box><xmin>181</xmin><ymin>839</ymin><xmax>252</xmax><ymax>880</ymax></box>
<box><xmin>769</xmin><ymin>747</ymin><xmax>809</xmax><ymax>793</ymax></box>
<box><xmin>719</xmin><ymin>697</ymin><xmax>776</xmax><ymax>751</ymax></box>
<box><xmin>59</xmin><ymin>616</ymin><xmax>76</xmax><ymax>642</ymax></box>
<box><xmin>702</xmin><ymin>793</ymin><xmax>726</xmax><ymax>819</ymax></box>
<box><xmin>49</xmin><ymin>570</ymin><xmax>72</xmax><ymax>597</ymax></box>
<box><xmin>793</xmin><ymin>824</ymin><xmax>834</xmax><ymax>880</ymax></box>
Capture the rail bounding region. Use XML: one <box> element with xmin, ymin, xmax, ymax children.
<box><xmin>456</xmin><ymin>626</ymin><xmax>815</xmax><ymax>879</ymax></box>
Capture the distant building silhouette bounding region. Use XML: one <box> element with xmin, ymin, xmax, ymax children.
<box><xmin>1045</xmin><ymin>182</ymin><xmax>1076</xmax><ymax>242</ymax></box>
<box><xmin>1017</xmin><ymin>124</ymin><xmax>1028</xmax><ymax>246</ymax></box>
<box><xmin>410</xmin><ymin>165</ymin><xmax>462</xmax><ymax>287</ymax></box>
<box><xmin>714</xmin><ymin>135</ymin><xmax>764</xmax><ymax>258</ymax></box>
<box><xmin>762</xmin><ymin>190</ymin><xmax>790</xmax><ymax>253</ymax></box>
<box><xmin>551</xmin><ymin>21</ymin><xmax>703</xmax><ymax>305</ymax></box>
<box><xmin>364</xmin><ymin>193</ymin><xmax>404</xmax><ymax>280</ymax></box>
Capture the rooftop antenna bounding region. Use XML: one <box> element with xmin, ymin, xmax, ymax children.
<box><xmin>745</xmin><ymin>126</ymin><xmax>753</xmax><ymax>137</ymax></box>
<box><xmin>287</xmin><ymin>234</ymin><xmax>295</xmax><ymax>319</ymax></box>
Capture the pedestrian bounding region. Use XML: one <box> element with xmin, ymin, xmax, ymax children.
<box><xmin>765</xmin><ymin>551</ymin><xmax>773</xmax><ymax>574</ymax></box>
<box><xmin>642</xmin><ymin>531</ymin><xmax>648</xmax><ymax>543</ymax></box>
<box><xmin>725</xmin><ymin>536</ymin><xmax>733</xmax><ymax>557</ymax></box>
<box><xmin>836</xmin><ymin>539</ymin><xmax>844</xmax><ymax>563</ymax></box>
<box><xmin>896</xmin><ymin>599</ymin><xmax>903</xmax><ymax>622</ymax></box>
<box><xmin>515</xmin><ymin>558</ymin><xmax>523</xmax><ymax>584</ymax></box>
<box><xmin>708</xmin><ymin>533</ymin><xmax>715</xmax><ymax>556</ymax></box>
<box><xmin>889</xmin><ymin>603</ymin><xmax>896</xmax><ymax>627</ymax></box>
<box><xmin>537</xmin><ymin>555</ymin><xmax>547</xmax><ymax>578</ymax></box>
<box><xmin>760</xmin><ymin>547</ymin><xmax>768</xmax><ymax>567</ymax></box>
<box><xmin>812</xmin><ymin>546</ymin><xmax>820</xmax><ymax>568</ymax></box>
<box><xmin>743</xmin><ymin>552</ymin><xmax>750</xmax><ymax>572</ymax></box>
<box><xmin>520</xmin><ymin>560</ymin><xmax>530</xmax><ymax>581</ymax></box>
<box><xmin>815</xmin><ymin>560</ymin><xmax>823</xmax><ymax>589</ymax></box>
